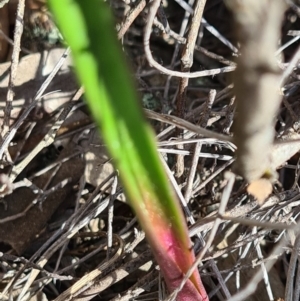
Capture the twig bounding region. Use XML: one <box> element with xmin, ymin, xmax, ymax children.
<box><xmin>2</xmin><ymin>173</ymin><xmax>116</xmax><ymax>299</ymax></box>
<box><xmin>175</xmin><ymin>0</ymin><xmax>207</xmax><ymax>177</ymax></box>
<box><xmin>279</xmin><ymin>45</ymin><xmax>300</xmax><ymax>87</ymax></box>
<box><xmin>143</xmin><ymin>0</ymin><xmax>235</xmax><ymax>78</ymax></box>
<box><xmin>173</xmin><ymin>0</ymin><xmax>194</xmax><ymax>14</ymax></box>
<box><xmin>157</xmin><ymin>4</ymin><xmax>170</xmax><ymax>33</ymax></box>
<box><xmin>153</xmin><ymin>18</ymin><xmax>236</xmax><ymax>67</ymax></box>
<box><xmin>123</xmin><ymin>228</ymin><xmax>145</xmax><ymax>253</ymax></box>
<box><xmin>110</xmin><ymin>269</ymin><xmax>158</xmax><ymax>301</ymax></box>
<box><xmin>167</xmin><ymin>0</ymin><xmax>238</xmax><ymax>54</ymax></box>
<box><xmin>192</xmin><ymin>159</ymin><xmax>234</xmax><ymax>196</ymax></box>
<box><xmin>0</xmin><ymin>29</ymin><xmax>31</xmax><ymax>54</ymax></box>
<box><xmin>228</xmin><ymin>0</ymin><xmax>286</xmax><ymax>182</ymax></box>
<box><xmin>2</xmin><ymin>0</ymin><xmax>26</xmax><ymax>136</ymax></box>
<box><xmin>158</xmin><ymin>148</ymin><xmax>233</xmax><ymax>160</ymax></box>
<box><xmin>184</xmin><ymin>90</ymin><xmax>216</xmax><ymax>202</ymax></box>
<box><xmin>293</xmin><ymin>253</ymin><xmax>300</xmax><ymax>301</ymax></box>
<box><xmin>9</xmin><ymin>88</ymin><xmax>83</xmax><ymax>182</ymax></box>
<box><xmin>271</xmin><ymin>131</ymin><xmax>300</xmax><ymax>171</ymax></box>
<box><xmin>275</xmin><ymin>36</ymin><xmax>300</xmax><ymax>56</ymax></box>
<box><xmin>162</xmin><ymin>0</ymin><xmax>194</xmax><ymax>101</ymax></box>
<box><xmin>285</xmin><ymin>233</ymin><xmax>300</xmax><ymax>301</ymax></box>
<box><xmin>0</xmin><ymin>178</ymin><xmax>71</xmax><ymax>224</ymax></box>
<box><xmin>144</xmin><ymin>108</ymin><xmax>232</xmax><ymax>142</ymax></box>
<box><xmin>52</xmin><ymin>234</ymin><xmax>124</xmax><ymax>301</ymax></box>
<box><xmin>226</xmin><ymin>227</ymin><xmax>292</xmax><ymax>301</ymax></box>
<box><xmin>222</xmin><ymin>97</ymin><xmax>235</xmax><ymax>134</ymax></box>
<box><xmin>201</xmin><ymin>18</ymin><xmax>238</xmax><ymax>54</ymax></box>
<box><xmin>11</xmin><ymin>121</ymin><xmax>36</xmax><ymax>163</ymax></box>
<box><xmin>107</xmin><ymin>176</ymin><xmax>118</xmax><ymax>259</ymax></box>
<box><xmin>74</xmin><ymin>250</ymin><xmax>153</xmax><ymax>301</ymax></box>
<box><xmin>0</xmin><ymin>47</ymin><xmax>71</xmax><ymax>160</ymax></box>
<box><xmin>117</xmin><ymin>0</ymin><xmax>146</xmax><ymax>40</ymax></box>
<box><xmin>158</xmin><ymin>138</ymin><xmax>235</xmax><ymax>149</ymax></box>
<box><xmin>253</xmin><ymin>227</ymin><xmax>274</xmax><ymax>301</ymax></box>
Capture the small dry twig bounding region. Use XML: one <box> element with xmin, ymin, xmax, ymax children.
<box><xmin>1</xmin><ymin>0</ymin><xmax>25</xmax><ymax>137</ymax></box>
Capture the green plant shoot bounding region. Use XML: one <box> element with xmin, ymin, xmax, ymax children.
<box><xmin>48</xmin><ymin>1</ymin><xmax>208</xmax><ymax>300</ymax></box>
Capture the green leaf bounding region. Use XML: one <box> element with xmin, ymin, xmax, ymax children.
<box><xmin>48</xmin><ymin>1</ymin><xmax>208</xmax><ymax>300</ymax></box>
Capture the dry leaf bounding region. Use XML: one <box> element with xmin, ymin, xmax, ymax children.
<box><xmin>0</xmin><ymin>48</ymin><xmax>77</xmax><ymax>125</ymax></box>
<box><xmin>84</xmin><ymin>130</ymin><xmax>115</xmax><ymax>188</ymax></box>
<box><xmin>0</xmin><ymin>155</ymin><xmax>84</xmax><ymax>254</ymax></box>
<box><xmin>247</xmin><ymin>178</ymin><xmax>273</xmax><ymax>205</ymax></box>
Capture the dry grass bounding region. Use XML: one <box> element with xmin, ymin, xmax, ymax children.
<box><xmin>0</xmin><ymin>0</ymin><xmax>300</xmax><ymax>300</ymax></box>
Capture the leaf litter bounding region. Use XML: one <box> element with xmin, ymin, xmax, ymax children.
<box><xmin>0</xmin><ymin>0</ymin><xmax>300</xmax><ymax>300</ymax></box>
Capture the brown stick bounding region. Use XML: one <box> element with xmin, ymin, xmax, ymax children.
<box><xmin>175</xmin><ymin>0</ymin><xmax>207</xmax><ymax>177</ymax></box>
<box><xmin>227</xmin><ymin>0</ymin><xmax>286</xmax><ymax>182</ymax></box>
<box><xmin>2</xmin><ymin>0</ymin><xmax>25</xmax><ymax>135</ymax></box>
